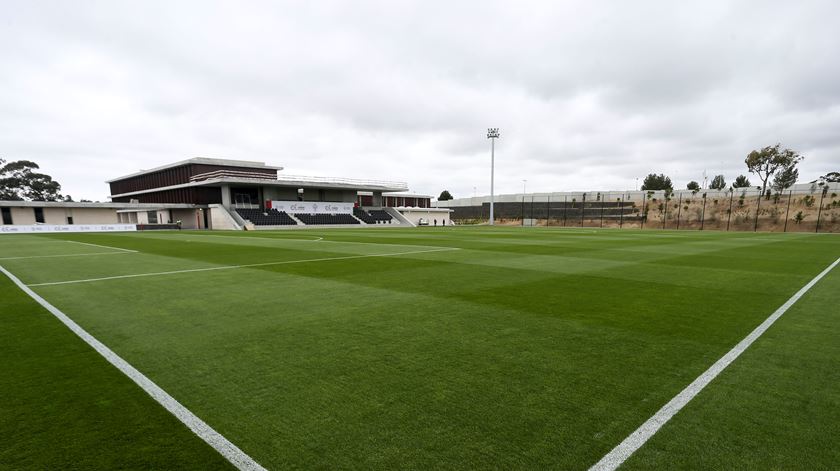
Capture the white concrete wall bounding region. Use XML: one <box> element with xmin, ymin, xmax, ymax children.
<box><xmin>171</xmin><ymin>208</ymin><xmax>202</xmax><ymax>229</ymax></box>
<box><xmin>221</xmin><ymin>184</ymin><xmax>232</xmax><ymax>207</ymax></box>
<box><xmin>208</xmin><ymin>205</ymin><xmax>241</xmax><ymax>230</ymax></box>
<box><xmin>10</xmin><ymin>207</ymin><xmax>36</xmax><ymax>225</ymax></box>
<box><xmin>71</xmin><ymin>208</ymin><xmax>119</xmax><ymax>224</ymax></box>
<box><xmin>399</xmin><ymin>208</ymin><xmax>452</xmax><ymax>226</ymax></box>
<box><xmin>43</xmin><ymin>207</ymin><xmax>70</xmax><ymax>224</ymax></box>
<box><xmin>1</xmin><ymin>207</ymin><xmax>121</xmax><ymax>225</ymax></box>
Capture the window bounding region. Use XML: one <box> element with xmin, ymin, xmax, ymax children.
<box><xmin>147</xmin><ymin>211</ymin><xmax>158</xmax><ymax>224</ymax></box>
<box><xmin>1</xmin><ymin>207</ymin><xmax>11</xmax><ymax>225</ymax></box>
<box><xmin>34</xmin><ymin>207</ymin><xmax>45</xmax><ymax>223</ymax></box>
<box><xmin>67</xmin><ymin>216</ymin><xmax>74</xmax><ymax>225</ymax></box>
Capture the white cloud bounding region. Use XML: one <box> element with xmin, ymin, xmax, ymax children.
<box><xmin>1</xmin><ymin>0</ymin><xmax>838</xmax><ymax>201</ymax></box>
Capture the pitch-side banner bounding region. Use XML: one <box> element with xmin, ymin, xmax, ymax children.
<box><xmin>269</xmin><ymin>201</ymin><xmax>354</xmax><ymax>214</ymax></box>
<box><xmin>0</xmin><ymin>224</ymin><xmax>138</xmax><ymax>234</ymax></box>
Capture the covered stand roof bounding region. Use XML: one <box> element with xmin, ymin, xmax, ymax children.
<box><xmin>108</xmin><ymin>157</ymin><xmax>409</xmax><ymax>200</ymax></box>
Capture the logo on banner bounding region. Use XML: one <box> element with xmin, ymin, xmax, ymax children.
<box><xmin>270</xmin><ymin>201</ymin><xmax>352</xmax><ymax>214</ymax></box>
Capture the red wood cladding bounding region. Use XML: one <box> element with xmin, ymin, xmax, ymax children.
<box><xmin>111</xmin><ymin>187</ymin><xmax>222</xmax><ymax>204</ymax></box>
<box><xmin>109</xmin><ymin>164</ymin><xmax>276</xmax><ymax>196</ymax></box>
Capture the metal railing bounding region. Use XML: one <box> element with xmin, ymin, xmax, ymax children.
<box><xmin>276</xmin><ymin>175</ymin><xmax>408</xmax><ymax>190</ymax></box>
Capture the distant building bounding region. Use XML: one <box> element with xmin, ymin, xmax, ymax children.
<box><xmin>1</xmin><ymin>157</ymin><xmax>449</xmax><ymax>232</ymax></box>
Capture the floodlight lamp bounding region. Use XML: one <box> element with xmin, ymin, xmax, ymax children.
<box><xmin>487</xmin><ymin>128</ymin><xmax>499</xmax><ymax>139</ymax></box>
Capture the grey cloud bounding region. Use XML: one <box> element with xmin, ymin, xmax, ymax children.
<box><xmin>1</xmin><ymin>0</ymin><xmax>839</xmax><ymax>201</ymax></box>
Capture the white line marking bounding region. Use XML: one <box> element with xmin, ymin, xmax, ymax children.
<box><xmin>149</xmin><ymin>233</ymin><xmax>441</xmax><ymax>249</ymax></box>
<box><xmin>66</xmin><ymin>240</ymin><xmax>138</xmax><ymax>253</ymax></box>
<box><xmin>589</xmin><ymin>256</ymin><xmax>840</xmax><ymax>471</ymax></box>
<box><xmin>28</xmin><ymin>247</ymin><xmax>460</xmax><ymax>287</ymax></box>
<box><xmin>0</xmin><ymin>265</ymin><xmax>266</xmax><ymax>471</ymax></box>
<box><xmin>0</xmin><ymin>252</ymin><xmax>135</xmax><ymax>261</ymax></box>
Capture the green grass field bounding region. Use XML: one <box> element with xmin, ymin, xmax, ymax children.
<box><xmin>1</xmin><ymin>227</ymin><xmax>838</xmax><ymax>470</ymax></box>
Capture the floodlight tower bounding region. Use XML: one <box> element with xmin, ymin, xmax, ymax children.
<box><xmin>487</xmin><ymin>127</ymin><xmax>500</xmax><ymax>225</ymax></box>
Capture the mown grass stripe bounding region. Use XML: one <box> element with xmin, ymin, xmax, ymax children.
<box><xmin>27</xmin><ymin>247</ymin><xmax>460</xmax><ymax>287</ymax></box>
<box><xmin>0</xmin><ymin>265</ymin><xmax>266</xmax><ymax>471</ymax></box>
<box><xmin>66</xmin><ymin>240</ymin><xmax>138</xmax><ymax>252</ymax></box>
<box><xmin>0</xmin><ymin>252</ymin><xmax>136</xmax><ymax>261</ymax></box>
<box><xmin>589</xmin><ymin>256</ymin><xmax>840</xmax><ymax>471</ymax></box>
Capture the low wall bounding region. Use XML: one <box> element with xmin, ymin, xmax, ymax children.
<box><xmin>0</xmin><ymin>224</ymin><xmax>137</xmax><ymax>234</ymax></box>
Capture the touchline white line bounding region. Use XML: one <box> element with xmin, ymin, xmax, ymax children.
<box><xmin>589</xmin><ymin>256</ymin><xmax>840</xmax><ymax>471</ymax></box>
<box><xmin>27</xmin><ymin>247</ymin><xmax>460</xmax><ymax>287</ymax></box>
<box><xmin>0</xmin><ymin>252</ymin><xmax>135</xmax><ymax>261</ymax></box>
<box><xmin>0</xmin><ymin>266</ymin><xmax>266</xmax><ymax>471</ymax></box>
<box><xmin>66</xmin><ymin>240</ymin><xmax>138</xmax><ymax>253</ymax></box>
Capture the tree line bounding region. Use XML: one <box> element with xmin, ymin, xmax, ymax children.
<box><xmin>641</xmin><ymin>143</ymin><xmax>839</xmax><ymax>193</ymax></box>
<box><xmin>0</xmin><ymin>158</ymin><xmax>64</xmax><ymax>201</ymax></box>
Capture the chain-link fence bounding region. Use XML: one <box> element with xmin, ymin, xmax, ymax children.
<box><xmin>448</xmin><ymin>186</ymin><xmax>840</xmax><ymax>233</ymax></box>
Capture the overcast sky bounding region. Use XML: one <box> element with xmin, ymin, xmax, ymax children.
<box><xmin>1</xmin><ymin>1</ymin><xmax>839</xmax><ymax>201</ymax></box>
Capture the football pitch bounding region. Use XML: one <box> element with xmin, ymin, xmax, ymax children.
<box><xmin>2</xmin><ymin>227</ymin><xmax>839</xmax><ymax>469</ymax></box>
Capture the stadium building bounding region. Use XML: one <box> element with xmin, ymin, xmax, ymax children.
<box><xmin>0</xmin><ymin>157</ymin><xmax>452</xmax><ymax>233</ymax></box>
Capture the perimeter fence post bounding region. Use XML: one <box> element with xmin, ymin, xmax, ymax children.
<box><xmin>727</xmin><ymin>190</ymin><xmax>734</xmax><ymax>231</ymax></box>
<box><xmin>676</xmin><ymin>193</ymin><xmax>682</xmax><ymax>230</ymax></box>
<box><xmin>641</xmin><ymin>194</ymin><xmax>646</xmax><ymax>230</ymax></box>
<box><xmin>816</xmin><ymin>188</ymin><xmax>826</xmax><ymax>233</ymax></box>
<box><xmin>619</xmin><ymin>197</ymin><xmax>624</xmax><ymax>229</ymax></box>
<box><xmin>599</xmin><ymin>195</ymin><xmax>604</xmax><ymax>228</ymax></box>
<box><xmin>700</xmin><ymin>193</ymin><xmax>707</xmax><ymax>231</ymax></box>
<box><xmin>563</xmin><ymin>195</ymin><xmax>567</xmax><ymax>227</ymax></box>
<box><xmin>531</xmin><ymin>195</ymin><xmax>535</xmax><ymax>222</ymax></box>
<box><xmin>547</xmin><ymin>195</ymin><xmax>551</xmax><ymax>226</ymax></box>
<box><xmin>662</xmin><ymin>193</ymin><xmax>668</xmax><ymax>230</ymax></box>
<box><xmin>581</xmin><ymin>193</ymin><xmax>586</xmax><ymax>227</ymax></box>
<box><xmin>784</xmin><ymin>190</ymin><xmax>792</xmax><ymax>232</ymax></box>
<box><xmin>754</xmin><ymin>189</ymin><xmax>762</xmax><ymax>232</ymax></box>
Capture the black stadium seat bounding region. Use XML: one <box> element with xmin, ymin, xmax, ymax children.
<box><xmin>235</xmin><ymin>208</ymin><xmax>298</xmax><ymax>226</ymax></box>
<box><xmin>294</xmin><ymin>213</ymin><xmax>360</xmax><ymax>225</ymax></box>
<box><xmin>354</xmin><ymin>208</ymin><xmax>392</xmax><ymax>224</ymax></box>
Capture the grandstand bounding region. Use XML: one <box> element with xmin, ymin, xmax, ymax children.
<box><xmin>0</xmin><ymin>157</ymin><xmax>452</xmax><ymax>232</ymax></box>
<box><xmin>105</xmin><ymin>157</ymin><xmax>450</xmax><ymax>229</ymax></box>
<box><xmin>234</xmin><ymin>208</ymin><xmax>298</xmax><ymax>226</ymax></box>
<box><xmin>354</xmin><ymin>207</ymin><xmax>394</xmax><ymax>224</ymax></box>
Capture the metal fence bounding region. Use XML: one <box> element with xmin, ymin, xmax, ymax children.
<box><xmin>449</xmin><ymin>187</ymin><xmax>840</xmax><ymax>233</ymax></box>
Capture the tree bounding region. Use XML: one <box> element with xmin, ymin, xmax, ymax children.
<box><xmin>709</xmin><ymin>174</ymin><xmax>726</xmax><ymax>190</ymax></box>
<box><xmin>686</xmin><ymin>181</ymin><xmax>700</xmax><ymax>191</ymax></box>
<box><xmin>817</xmin><ymin>172</ymin><xmax>840</xmax><ymax>184</ymax></box>
<box><xmin>771</xmin><ymin>164</ymin><xmax>798</xmax><ymax>192</ymax></box>
<box><xmin>0</xmin><ymin>159</ymin><xmax>64</xmax><ymax>201</ymax></box>
<box><xmin>733</xmin><ymin>174</ymin><xmax>751</xmax><ymax>188</ymax></box>
<box><xmin>745</xmin><ymin>144</ymin><xmax>803</xmax><ymax>193</ymax></box>
<box><xmin>438</xmin><ymin>190</ymin><xmax>453</xmax><ymax>201</ymax></box>
<box><xmin>641</xmin><ymin>173</ymin><xmax>673</xmax><ymax>191</ymax></box>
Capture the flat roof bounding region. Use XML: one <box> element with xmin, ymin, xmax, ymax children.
<box><xmin>106</xmin><ymin>157</ymin><xmax>284</xmax><ymax>183</ymax></box>
<box><xmin>0</xmin><ymin>201</ymin><xmax>199</xmax><ymax>209</ymax></box>
<box><xmin>109</xmin><ymin>175</ymin><xmax>409</xmax><ymax>199</ymax></box>
<box><xmin>383</xmin><ymin>192</ymin><xmax>433</xmax><ymax>198</ymax></box>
